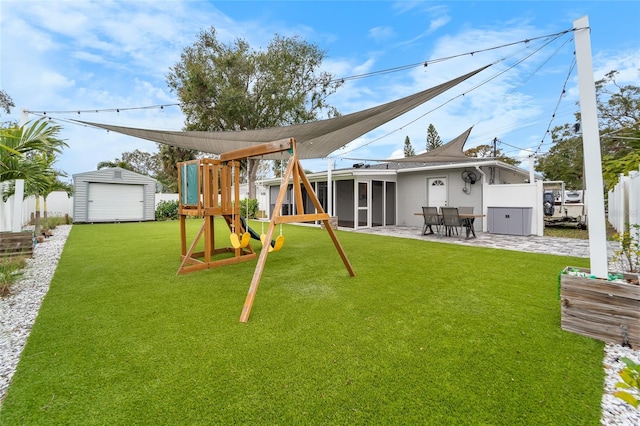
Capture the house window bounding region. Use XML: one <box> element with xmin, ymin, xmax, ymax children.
<box><xmin>431</xmin><ymin>179</ymin><xmax>444</xmax><ymax>186</ymax></box>
<box><xmin>114</xmin><ymin>170</ymin><xmax>122</xmax><ymax>179</ymax></box>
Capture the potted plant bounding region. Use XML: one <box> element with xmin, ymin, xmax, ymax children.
<box><xmin>560</xmin><ymin>224</ymin><xmax>640</xmax><ymax>348</ymax></box>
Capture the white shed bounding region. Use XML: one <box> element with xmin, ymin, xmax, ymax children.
<box><xmin>73</xmin><ymin>168</ymin><xmax>157</xmax><ymax>223</ymax></box>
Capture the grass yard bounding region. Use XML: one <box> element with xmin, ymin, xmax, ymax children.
<box><xmin>0</xmin><ymin>220</ymin><xmax>603</xmax><ymax>424</ymax></box>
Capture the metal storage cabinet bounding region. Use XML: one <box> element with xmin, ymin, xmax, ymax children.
<box><xmin>488</xmin><ymin>207</ymin><xmax>532</xmax><ymax>236</ymax></box>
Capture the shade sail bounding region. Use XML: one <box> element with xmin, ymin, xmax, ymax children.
<box><xmin>384</xmin><ymin>126</ymin><xmax>477</xmax><ymax>163</ymax></box>
<box><xmin>76</xmin><ymin>65</ymin><xmax>490</xmax><ymax>160</ymax></box>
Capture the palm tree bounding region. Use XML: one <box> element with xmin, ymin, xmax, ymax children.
<box><xmin>41</xmin><ymin>175</ymin><xmax>74</xmax><ymax>222</ymax></box>
<box><xmin>1</xmin><ymin>118</ymin><xmax>68</xmax><ymax>233</ymax></box>
<box><xmin>1</xmin><ymin>154</ymin><xmax>64</xmax><ymax>233</ymax></box>
<box><xmin>0</xmin><ymin>118</ymin><xmax>67</xmax><ymax>182</ymax></box>
<box><xmin>96</xmin><ymin>159</ymin><xmax>135</xmax><ymax>171</ymax></box>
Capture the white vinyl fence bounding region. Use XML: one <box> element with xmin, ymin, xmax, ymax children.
<box><xmin>0</xmin><ymin>186</ymin><xmax>179</xmax><ymax>232</ymax></box>
<box><xmin>607</xmin><ymin>166</ymin><xmax>640</xmax><ymax>234</ymax></box>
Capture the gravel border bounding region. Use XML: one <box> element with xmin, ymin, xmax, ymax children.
<box><xmin>1</xmin><ymin>224</ymin><xmax>639</xmax><ymax>424</ymax></box>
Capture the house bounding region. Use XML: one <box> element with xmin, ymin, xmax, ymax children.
<box><xmin>259</xmin><ymin>158</ymin><xmax>534</xmax><ymax>234</ymax></box>
<box><xmin>73</xmin><ymin>168</ymin><xmax>157</xmax><ymax>223</ymax></box>
<box><xmin>257</xmin><ymin>127</ymin><xmax>540</xmax><ymax>236</ymax></box>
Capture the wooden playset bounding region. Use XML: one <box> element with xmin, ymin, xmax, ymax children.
<box><xmin>176</xmin><ymin>137</ymin><xmax>355</xmax><ymax>322</ymax></box>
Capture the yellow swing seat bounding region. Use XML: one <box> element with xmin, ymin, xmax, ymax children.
<box><xmin>260</xmin><ymin>234</ymin><xmax>285</xmax><ymax>252</ymax></box>
<box><xmin>230</xmin><ymin>231</ymin><xmax>251</xmax><ymax>249</ymax></box>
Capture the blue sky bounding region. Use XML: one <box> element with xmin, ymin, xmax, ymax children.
<box><xmin>1</xmin><ymin>0</ymin><xmax>639</xmax><ymax>180</ymax></box>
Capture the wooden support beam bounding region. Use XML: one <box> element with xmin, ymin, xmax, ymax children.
<box><xmin>177</xmin><ymin>221</ymin><xmax>206</xmax><ymax>275</ymax></box>
<box><xmin>240</xmin><ymin>157</ymin><xmax>296</xmax><ymax>323</ymax></box>
<box><xmin>293</xmin><ymin>160</ymin><xmax>304</xmax><ymax>214</ymax></box>
<box><xmin>240</xmin><ymin>155</ymin><xmax>355</xmax><ymax>322</ymax></box>
<box><xmin>275</xmin><ymin>213</ymin><xmax>329</xmax><ymax>224</ymax></box>
<box><xmin>296</xmin><ymin>158</ymin><xmax>355</xmax><ymax>277</ymax></box>
<box><xmin>219</xmin><ymin>138</ymin><xmax>293</xmax><ymax>162</ymax></box>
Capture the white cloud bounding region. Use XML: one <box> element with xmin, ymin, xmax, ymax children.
<box><xmin>369</xmin><ymin>26</ymin><xmax>395</xmax><ymax>42</ymax></box>
<box><xmin>428</xmin><ymin>16</ymin><xmax>450</xmax><ymax>32</ymax></box>
<box><xmin>2</xmin><ymin>0</ymin><xmax>636</xmax><ymax>177</ymax></box>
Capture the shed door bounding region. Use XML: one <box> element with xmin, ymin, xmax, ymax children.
<box><xmin>88</xmin><ymin>183</ymin><xmax>144</xmax><ymax>221</ymax></box>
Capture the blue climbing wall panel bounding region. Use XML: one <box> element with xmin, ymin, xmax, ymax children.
<box><xmin>181</xmin><ymin>163</ymin><xmax>199</xmax><ymax>205</ymax></box>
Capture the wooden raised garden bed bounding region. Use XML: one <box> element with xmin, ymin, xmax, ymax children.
<box><xmin>560</xmin><ymin>266</ymin><xmax>640</xmax><ymax>348</ymax></box>
<box><xmin>0</xmin><ymin>231</ymin><xmax>34</xmax><ymax>260</ymax></box>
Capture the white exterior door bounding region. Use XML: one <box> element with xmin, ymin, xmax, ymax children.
<box><xmin>427</xmin><ymin>177</ymin><xmax>448</xmax><ymax>209</ymax></box>
<box><xmin>88</xmin><ymin>183</ymin><xmax>144</xmax><ymax>221</ymax></box>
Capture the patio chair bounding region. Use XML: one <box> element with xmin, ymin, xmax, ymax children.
<box><xmin>441</xmin><ymin>207</ymin><xmax>465</xmax><ymax>236</ymax></box>
<box><xmin>421</xmin><ymin>206</ymin><xmax>441</xmax><ymax>235</ymax></box>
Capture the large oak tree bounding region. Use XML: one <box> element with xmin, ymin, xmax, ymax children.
<box><xmin>166</xmin><ymin>28</ymin><xmax>342</xmax><ymax>197</ymax></box>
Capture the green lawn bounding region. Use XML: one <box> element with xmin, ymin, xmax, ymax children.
<box><xmin>0</xmin><ymin>220</ymin><xmax>603</xmax><ymax>425</ymax></box>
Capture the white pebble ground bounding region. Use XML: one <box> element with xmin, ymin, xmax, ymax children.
<box><xmin>0</xmin><ymin>224</ymin><xmax>639</xmax><ymax>424</ymax></box>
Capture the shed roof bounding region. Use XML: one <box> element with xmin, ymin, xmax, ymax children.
<box><xmin>72</xmin><ymin>167</ymin><xmax>158</xmax><ymax>182</ymax></box>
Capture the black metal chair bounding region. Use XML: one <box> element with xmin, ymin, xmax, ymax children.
<box><xmin>421</xmin><ymin>206</ymin><xmax>441</xmax><ymax>235</ymax></box>
<box><xmin>441</xmin><ymin>207</ymin><xmax>464</xmax><ymax>236</ymax></box>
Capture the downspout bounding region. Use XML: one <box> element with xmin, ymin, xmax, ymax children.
<box><xmin>475</xmin><ymin>165</ymin><xmax>488</xmax><ymax>232</ymax></box>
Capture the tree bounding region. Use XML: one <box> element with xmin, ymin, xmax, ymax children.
<box><xmin>166</xmin><ymin>27</ymin><xmax>342</xmax><ymax>197</ymax></box>
<box><xmin>536</xmin><ymin>71</ymin><xmax>639</xmax><ymax>191</ymax></box>
<box><xmin>0</xmin><ymin>90</ymin><xmax>15</xmax><ymax>116</ymax></box>
<box><xmin>121</xmin><ymin>149</ymin><xmax>162</xmax><ymax>177</ymax></box>
<box><xmin>157</xmin><ymin>144</ymin><xmax>197</xmax><ymax>193</ymax></box>
<box><xmin>595</xmin><ymin>70</ymin><xmax>640</xmax><ymax>190</ymax></box>
<box><xmin>97</xmin><ymin>159</ymin><xmax>135</xmax><ymax>171</ymax></box>
<box><xmin>40</xmin><ymin>175</ymin><xmax>74</xmax><ymax>221</ymax></box>
<box><xmin>535</xmin><ymin>124</ymin><xmax>584</xmax><ymax>189</ymax></box>
<box><xmin>1</xmin><ymin>118</ymin><xmax>67</xmax><ymax>183</ymax></box>
<box><xmin>1</xmin><ymin>153</ymin><xmax>69</xmax><ymax>234</ymax></box>
<box><xmin>425</xmin><ymin>124</ymin><xmax>442</xmax><ymax>151</ymax></box>
<box><xmin>403</xmin><ymin>136</ymin><xmax>415</xmax><ymax>157</ymax></box>
<box><xmin>464</xmin><ymin>144</ymin><xmax>520</xmax><ymax>166</ymax></box>
<box><xmin>98</xmin><ymin>149</ymin><xmax>162</xmax><ymax>176</ymax></box>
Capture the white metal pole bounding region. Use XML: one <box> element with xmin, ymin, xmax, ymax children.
<box><xmin>327</xmin><ymin>157</ymin><xmax>333</xmax><ymax>217</ymax></box>
<box><xmin>574</xmin><ymin>16</ymin><xmax>608</xmax><ymax>278</ymax></box>
<box><xmin>10</xmin><ymin>109</ymin><xmax>30</xmax><ymax>232</ymax></box>
<box><xmin>20</xmin><ymin>109</ymin><xmax>29</xmax><ymax>126</ymax></box>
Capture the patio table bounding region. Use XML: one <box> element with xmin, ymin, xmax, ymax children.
<box><xmin>459</xmin><ymin>213</ymin><xmax>484</xmax><ymax>239</ymax></box>
<box><xmin>414</xmin><ymin>212</ymin><xmax>485</xmax><ymax>240</ymax></box>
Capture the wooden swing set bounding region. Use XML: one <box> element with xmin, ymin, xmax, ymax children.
<box><xmin>176</xmin><ymin>137</ymin><xmax>355</xmax><ymax>322</ymax></box>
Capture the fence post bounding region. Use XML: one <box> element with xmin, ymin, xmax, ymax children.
<box><xmin>11</xmin><ymin>179</ymin><xmax>25</xmax><ymax>232</ymax></box>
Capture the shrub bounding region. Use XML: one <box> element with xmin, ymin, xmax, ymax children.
<box><xmin>0</xmin><ymin>256</ymin><xmax>27</xmax><ymax>297</ymax></box>
<box><xmin>40</xmin><ymin>216</ymin><xmax>73</xmax><ymax>230</ymax></box>
<box><xmin>239</xmin><ymin>198</ymin><xmax>259</xmax><ymax>219</ymax></box>
<box><xmin>611</xmin><ymin>224</ymin><xmax>640</xmax><ymax>273</ymax></box>
<box><xmin>155</xmin><ymin>200</ymin><xmax>179</xmax><ymax>221</ymax></box>
<box><xmin>614</xmin><ymin>357</ymin><xmax>640</xmax><ymax>409</ymax></box>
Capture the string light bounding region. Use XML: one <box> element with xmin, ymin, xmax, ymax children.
<box><xmin>25</xmin><ymin>27</ymin><xmax>579</xmax><ymax>164</ymax></box>
<box><xmin>532</xmin><ymin>56</ymin><xmax>577</xmax><ymax>156</ymax></box>
<box><xmin>25</xmin><ymin>28</ymin><xmax>573</xmax><ymax>118</ymax></box>
<box><xmin>339</xmin><ymin>30</ymin><xmax>573</xmax><ymax>156</ymax></box>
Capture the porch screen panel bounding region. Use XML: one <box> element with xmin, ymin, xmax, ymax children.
<box><xmin>372</xmin><ymin>180</ymin><xmax>384</xmax><ymax>227</ymax></box>
<box><xmin>385</xmin><ymin>182</ymin><xmax>396</xmax><ymax>225</ymax></box>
